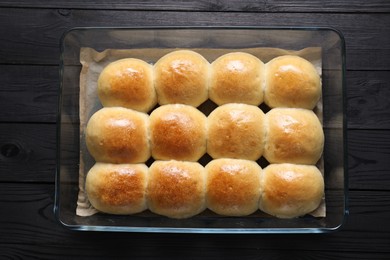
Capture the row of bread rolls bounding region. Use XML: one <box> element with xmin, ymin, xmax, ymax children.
<box><xmin>97</xmin><ymin>50</ymin><xmax>321</xmax><ymax>112</ymax></box>
<box><xmin>86</xmin><ymin>160</ymin><xmax>324</xmax><ymax>219</ymax></box>
<box><xmin>86</xmin><ymin>104</ymin><xmax>324</xmax><ymax>165</ymax></box>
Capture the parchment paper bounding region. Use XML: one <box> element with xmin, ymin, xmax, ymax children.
<box><xmin>76</xmin><ymin>47</ymin><xmax>325</xmax><ymax>218</ymax></box>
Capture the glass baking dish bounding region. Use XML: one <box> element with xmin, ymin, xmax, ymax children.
<box><xmin>55</xmin><ymin>27</ymin><xmax>347</xmax><ymax>233</ymax></box>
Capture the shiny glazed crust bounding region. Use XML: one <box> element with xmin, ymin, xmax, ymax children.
<box><xmin>264</xmin><ymin>55</ymin><xmax>321</xmax><ymax>109</ymax></box>
<box><xmin>207</xmin><ymin>103</ymin><xmax>265</xmax><ymax>160</ymax></box>
<box><xmin>85</xmin><ymin>107</ymin><xmax>150</xmax><ymax>164</ymax></box>
<box><xmin>259</xmin><ymin>163</ymin><xmax>324</xmax><ymax>218</ymax></box>
<box><xmin>210</xmin><ymin>52</ymin><xmax>264</xmax><ymax>106</ymax></box>
<box><xmin>149</xmin><ymin>104</ymin><xmax>207</xmax><ymax>161</ymax></box>
<box><xmin>206</xmin><ymin>159</ymin><xmax>262</xmax><ymax>216</ymax></box>
<box><xmin>147</xmin><ymin>160</ymin><xmax>206</xmax><ymax>219</ymax></box>
<box><xmin>264</xmin><ymin>108</ymin><xmax>324</xmax><ymax>164</ymax></box>
<box><xmin>98</xmin><ymin>58</ymin><xmax>157</xmax><ymax>112</ymax></box>
<box><xmin>86</xmin><ymin>163</ymin><xmax>148</xmax><ymax>215</ymax></box>
<box><xmin>154</xmin><ymin>50</ymin><xmax>210</xmax><ymax>107</ymax></box>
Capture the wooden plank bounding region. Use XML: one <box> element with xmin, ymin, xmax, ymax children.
<box><xmin>0</xmin><ymin>0</ymin><xmax>390</xmax><ymax>13</ymax></box>
<box><xmin>0</xmin><ymin>65</ymin><xmax>58</xmax><ymax>123</ymax></box>
<box><xmin>0</xmin><ymin>183</ymin><xmax>389</xmax><ymax>257</ymax></box>
<box><xmin>347</xmin><ymin>71</ymin><xmax>390</xmax><ymax>129</ymax></box>
<box><xmin>348</xmin><ymin>130</ymin><xmax>390</xmax><ymax>190</ymax></box>
<box><xmin>0</xmin><ymin>123</ymin><xmax>57</xmax><ymax>183</ymax></box>
<box><xmin>0</xmin><ymin>122</ymin><xmax>389</xmax><ymax>190</ymax></box>
<box><xmin>0</xmin><ymin>8</ymin><xmax>389</xmax><ymax>70</ymax></box>
<box><xmin>1</xmin><ymin>244</ymin><xmax>389</xmax><ymax>260</ymax></box>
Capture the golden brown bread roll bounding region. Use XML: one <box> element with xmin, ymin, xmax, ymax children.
<box><xmin>147</xmin><ymin>160</ymin><xmax>206</xmax><ymax>219</ymax></box>
<box><xmin>264</xmin><ymin>108</ymin><xmax>324</xmax><ymax>165</ymax></box>
<box><xmin>206</xmin><ymin>159</ymin><xmax>262</xmax><ymax>216</ymax></box>
<box><xmin>207</xmin><ymin>103</ymin><xmax>265</xmax><ymax>160</ymax></box>
<box><xmin>209</xmin><ymin>52</ymin><xmax>264</xmax><ymax>106</ymax></box>
<box><xmin>85</xmin><ymin>162</ymin><xmax>148</xmax><ymax>215</ymax></box>
<box><xmin>264</xmin><ymin>55</ymin><xmax>321</xmax><ymax>109</ymax></box>
<box><xmin>85</xmin><ymin>107</ymin><xmax>150</xmax><ymax>164</ymax></box>
<box><xmin>98</xmin><ymin>58</ymin><xmax>157</xmax><ymax>113</ymax></box>
<box><xmin>259</xmin><ymin>163</ymin><xmax>324</xmax><ymax>218</ymax></box>
<box><xmin>149</xmin><ymin>104</ymin><xmax>207</xmax><ymax>161</ymax></box>
<box><xmin>154</xmin><ymin>50</ymin><xmax>209</xmax><ymax>107</ymax></box>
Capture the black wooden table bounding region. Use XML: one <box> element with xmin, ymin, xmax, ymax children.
<box><xmin>1</xmin><ymin>1</ymin><xmax>390</xmax><ymax>259</ymax></box>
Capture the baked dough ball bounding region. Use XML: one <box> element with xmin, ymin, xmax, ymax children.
<box><xmin>85</xmin><ymin>107</ymin><xmax>150</xmax><ymax>164</ymax></box>
<box><xmin>98</xmin><ymin>58</ymin><xmax>157</xmax><ymax>113</ymax></box>
<box><xmin>206</xmin><ymin>159</ymin><xmax>262</xmax><ymax>216</ymax></box>
<box><xmin>85</xmin><ymin>163</ymin><xmax>148</xmax><ymax>215</ymax></box>
<box><xmin>210</xmin><ymin>52</ymin><xmax>264</xmax><ymax>105</ymax></box>
<box><xmin>264</xmin><ymin>108</ymin><xmax>324</xmax><ymax>165</ymax></box>
<box><xmin>264</xmin><ymin>55</ymin><xmax>321</xmax><ymax>109</ymax></box>
<box><xmin>149</xmin><ymin>104</ymin><xmax>207</xmax><ymax>161</ymax></box>
<box><xmin>207</xmin><ymin>104</ymin><xmax>265</xmax><ymax>160</ymax></box>
<box><xmin>147</xmin><ymin>160</ymin><xmax>206</xmax><ymax>219</ymax></box>
<box><xmin>154</xmin><ymin>50</ymin><xmax>209</xmax><ymax>107</ymax></box>
<box><xmin>259</xmin><ymin>163</ymin><xmax>324</xmax><ymax>218</ymax></box>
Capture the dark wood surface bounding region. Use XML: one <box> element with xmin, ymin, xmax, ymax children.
<box><xmin>1</xmin><ymin>1</ymin><xmax>390</xmax><ymax>259</ymax></box>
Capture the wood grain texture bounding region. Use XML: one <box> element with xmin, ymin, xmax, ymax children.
<box><xmin>1</xmin><ymin>245</ymin><xmax>389</xmax><ymax>260</ymax></box>
<box><xmin>0</xmin><ymin>8</ymin><xmax>389</xmax><ymax>70</ymax></box>
<box><xmin>0</xmin><ymin>0</ymin><xmax>390</xmax><ymax>13</ymax></box>
<box><xmin>0</xmin><ymin>123</ymin><xmax>389</xmax><ymax>190</ymax></box>
<box><xmin>0</xmin><ymin>183</ymin><xmax>389</xmax><ymax>258</ymax></box>
<box><xmin>0</xmin><ymin>123</ymin><xmax>56</xmax><ymax>183</ymax></box>
<box><xmin>348</xmin><ymin>130</ymin><xmax>390</xmax><ymax>190</ymax></box>
<box><xmin>0</xmin><ymin>65</ymin><xmax>58</xmax><ymax>123</ymax></box>
<box><xmin>347</xmin><ymin>71</ymin><xmax>390</xmax><ymax>129</ymax></box>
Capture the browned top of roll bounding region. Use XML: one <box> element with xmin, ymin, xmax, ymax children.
<box><xmin>149</xmin><ymin>104</ymin><xmax>207</xmax><ymax>161</ymax></box>
<box><xmin>259</xmin><ymin>163</ymin><xmax>324</xmax><ymax>218</ymax></box>
<box><xmin>265</xmin><ymin>55</ymin><xmax>321</xmax><ymax>109</ymax></box>
<box><xmin>207</xmin><ymin>103</ymin><xmax>265</xmax><ymax>160</ymax></box>
<box><xmin>206</xmin><ymin>158</ymin><xmax>262</xmax><ymax>216</ymax></box>
<box><xmin>85</xmin><ymin>107</ymin><xmax>150</xmax><ymax>164</ymax></box>
<box><xmin>98</xmin><ymin>58</ymin><xmax>156</xmax><ymax>112</ymax></box>
<box><xmin>86</xmin><ymin>162</ymin><xmax>148</xmax><ymax>215</ymax></box>
<box><xmin>264</xmin><ymin>108</ymin><xmax>324</xmax><ymax>165</ymax></box>
<box><xmin>154</xmin><ymin>50</ymin><xmax>209</xmax><ymax>107</ymax></box>
<box><xmin>147</xmin><ymin>160</ymin><xmax>206</xmax><ymax>219</ymax></box>
<box><xmin>210</xmin><ymin>52</ymin><xmax>264</xmax><ymax>106</ymax></box>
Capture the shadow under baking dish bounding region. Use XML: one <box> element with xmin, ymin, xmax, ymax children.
<box><xmin>55</xmin><ymin>27</ymin><xmax>347</xmax><ymax>233</ymax></box>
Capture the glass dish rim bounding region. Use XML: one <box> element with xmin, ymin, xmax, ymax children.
<box><xmin>55</xmin><ymin>26</ymin><xmax>348</xmax><ymax>234</ymax></box>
